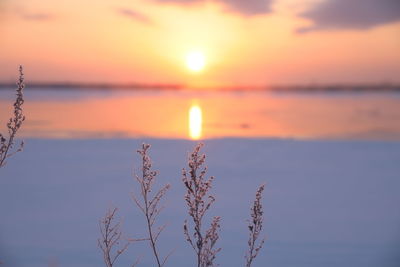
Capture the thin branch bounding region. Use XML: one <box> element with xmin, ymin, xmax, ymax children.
<box><xmin>161</xmin><ymin>247</ymin><xmax>176</xmax><ymax>267</ymax></box>
<box><xmin>131</xmin><ymin>257</ymin><xmax>140</xmax><ymax>267</ymax></box>
<box><xmin>245</xmin><ymin>184</ymin><xmax>266</xmax><ymax>267</ymax></box>
<box><xmin>182</xmin><ymin>143</ymin><xmax>221</xmax><ymax>267</ymax></box>
<box><xmin>98</xmin><ymin>207</ymin><xmax>131</xmax><ymax>267</ymax></box>
<box><xmin>0</xmin><ymin>65</ymin><xmax>25</xmax><ymax>168</ymax></box>
<box><xmin>132</xmin><ymin>143</ymin><xmax>171</xmax><ymax>267</ymax></box>
<box><xmin>154</xmin><ymin>224</ymin><xmax>167</xmax><ymax>242</ymax></box>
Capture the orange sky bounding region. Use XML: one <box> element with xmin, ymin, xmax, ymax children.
<box><xmin>0</xmin><ymin>0</ymin><xmax>399</xmax><ymax>86</ymax></box>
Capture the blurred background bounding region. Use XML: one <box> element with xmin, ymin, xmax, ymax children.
<box><xmin>1</xmin><ymin>1</ymin><xmax>400</xmax><ymax>267</ymax></box>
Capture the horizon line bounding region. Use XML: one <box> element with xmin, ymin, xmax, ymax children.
<box><xmin>0</xmin><ymin>81</ymin><xmax>399</xmax><ymax>92</ymax></box>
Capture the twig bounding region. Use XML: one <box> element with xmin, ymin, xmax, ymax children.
<box><xmin>182</xmin><ymin>143</ymin><xmax>221</xmax><ymax>267</ymax></box>
<box><xmin>245</xmin><ymin>184</ymin><xmax>266</xmax><ymax>267</ymax></box>
<box><xmin>98</xmin><ymin>207</ymin><xmax>130</xmax><ymax>267</ymax></box>
<box><xmin>0</xmin><ymin>65</ymin><xmax>25</xmax><ymax>168</ymax></box>
<box><xmin>132</xmin><ymin>143</ymin><xmax>170</xmax><ymax>267</ymax></box>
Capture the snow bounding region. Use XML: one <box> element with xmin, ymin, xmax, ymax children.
<box><xmin>0</xmin><ymin>138</ymin><xmax>399</xmax><ymax>267</ymax></box>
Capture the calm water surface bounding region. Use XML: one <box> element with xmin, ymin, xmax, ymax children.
<box><xmin>1</xmin><ymin>88</ymin><xmax>399</xmax><ymax>140</ymax></box>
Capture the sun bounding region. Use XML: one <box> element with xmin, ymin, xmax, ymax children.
<box><xmin>186</xmin><ymin>51</ymin><xmax>206</xmax><ymax>72</ymax></box>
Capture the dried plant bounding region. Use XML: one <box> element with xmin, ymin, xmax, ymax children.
<box><xmin>132</xmin><ymin>143</ymin><xmax>171</xmax><ymax>267</ymax></box>
<box><xmin>182</xmin><ymin>143</ymin><xmax>221</xmax><ymax>267</ymax></box>
<box><xmin>0</xmin><ymin>65</ymin><xmax>25</xmax><ymax>168</ymax></box>
<box><xmin>97</xmin><ymin>143</ymin><xmax>266</xmax><ymax>267</ymax></box>
<box><xmin>245</xmin><ymin>184</ymin><xmax>266</xmax><ymax>267</ymax></box>
<box><xmin>98</xmin><ymin>207</ymin><xmax>130</xmax><ymax>267</ymax></box>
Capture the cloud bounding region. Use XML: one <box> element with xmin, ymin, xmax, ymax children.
<box><xmin>297</xmin><ymin>0</ymin><xmax>400</xmax><ymax>33</ymax></box>
<box><xmin>117</xmin><ymin>8</ymin><xmax>152</xmax><ymax>24</ymax></box>
<box><xmin>153</xmin><ymin>0</ymin><xmax>274</xmax><ymax>16</ymax></box>
<box><xmin>21</xmin><ymin>13</ymin><xmax>53</xmax><ymax>21</ymax></box>
<box><xmin>219</xmin><ymin>0</ymin><xmax>273</xmax><ymax>15</ymax></box>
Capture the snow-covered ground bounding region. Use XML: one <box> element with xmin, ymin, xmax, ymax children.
<box><xmin>0</xmin><ymin>138</ymin><xmax>399</xmax><ymax>267</ymax></box>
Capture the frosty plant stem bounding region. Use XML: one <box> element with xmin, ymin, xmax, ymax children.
<box><xmin>98</xmin><ymin>208</ymin><xmax>130</xmax><ymax>267</ymax></box>
<box><xmin>132</xmin><ymin>143</ymin><xmax>171</xmax><ymax>267</ymax></box>
<box><xmin>245</xmin><ymin>184</ymin><xmax>266</xmax><ymax>267</ymax></box>
<box><xmin>0</xmin><ymin>65</ymin><xmax>25</xmax><ymax>168</ymax></box>
<box><xmin>183</xmin><ymin>143</ymin><xmax>221</xmax><ymax>267</ymax></box>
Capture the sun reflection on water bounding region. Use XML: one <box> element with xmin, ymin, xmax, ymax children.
<box><xmin>189</xmin><ymin>104</ymin><xmax>202</xmax><ymax>140</ymax></box>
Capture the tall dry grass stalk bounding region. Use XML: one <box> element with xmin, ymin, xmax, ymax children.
<box><xmin>98</xmin><ymin>207</ymin><xmax>130</xmax><ymax>267</ymax></box>
<box><xmin>0</xmin><ymin>65</ymin><xmax>25</xmax><ymax>168</ymax></box>
<box><xmin>182</xmin><ymin>143</ymin><xmax>221</xmax><ymax>267</ymax></box>
<box><xmin>132</xmin><ymin>143</ymin><xmax>171</xmax><ymax>267</ymax></box>
<box><xmin>245</xmin><ymin>184</ymin><xmax>266</xmax><ymax>267</ymax></box>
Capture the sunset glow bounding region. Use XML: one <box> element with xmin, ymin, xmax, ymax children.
<box><xmin>189</xmin><ymin>104</ymin><xmax>202</xmax><ymax>139</ymax></box>
<box><xmin>0</xmin><ymin>0</ymin><xmax>399</xmax><ymax>85</ymax></box>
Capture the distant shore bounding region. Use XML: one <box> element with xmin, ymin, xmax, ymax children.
<box><xmin>0</xmin><ymin>82</ymin><xmax>399</xmax><ymax>92</ymax></box>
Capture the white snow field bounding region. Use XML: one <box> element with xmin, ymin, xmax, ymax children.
<box><xmin>0</xmin><ymin>138</ymin><xmax>399</xmax><ymax>267</ymax></box>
